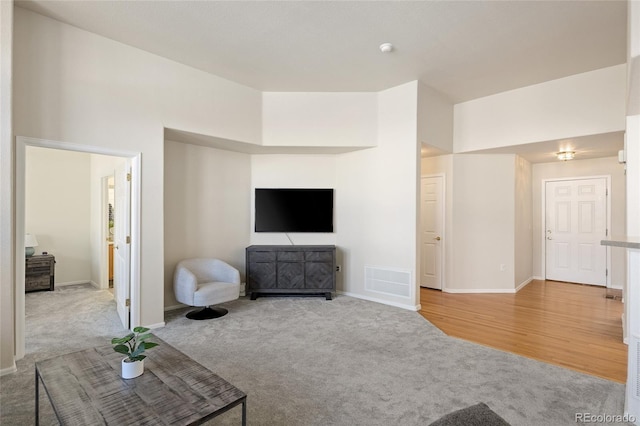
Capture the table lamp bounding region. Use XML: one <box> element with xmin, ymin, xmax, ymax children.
<box><xmin>25</xmin><ymin>234</ymin><xmax>39</xmax><ymax>258</ymax></box>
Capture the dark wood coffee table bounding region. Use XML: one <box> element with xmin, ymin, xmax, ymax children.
<box><xmin>35</xmin><ymin>335</ymin><xmax>246</xmax><ymax>425</ymax></box>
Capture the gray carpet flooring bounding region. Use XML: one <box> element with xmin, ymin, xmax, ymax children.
<box><xmin>0</xmin><ymin>284</ymin><xmax>629</xmax><ymax>425</ymax></box>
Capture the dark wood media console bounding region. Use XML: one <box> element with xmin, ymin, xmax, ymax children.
<box><xmin>246</xmin><ymin>245</ymin><xmax>336</xmax><ymax>300</ymax></box>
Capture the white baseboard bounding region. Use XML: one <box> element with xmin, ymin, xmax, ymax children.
<box><xmin>337</xmin><ymin>291</ymin><xmax>420</xmax><ymax>311</ymax></box>
<box><xmin>88</xmin><ymin>280</ymin><xmax>100</xmax><ymax>289</ymax></box>
<box><xmin>164</xmin><ymin>304</ymin><xmax>186</xmax><ymax>312</ymax></box>
<box><xmin>515</xmin><ymin>277</ymin><xmax>533</xmax><ymax>292</ymax></box>
<box><xmin>56</xmin><ymin>280</ymin><xmax>91</xmax><ymax>287</ymax></box>
<box><xmin>444</xmin><ymin>287</ymin><xmax>517</xmax><ymax>294</ymax></box>
<box><xmin>0</xmin><ymin>363</ymin><xmax>17</xmax><ymax>376</ymax></box>
<box><xmin>532</xmin><ymin>276</ymin><xmax>545</xmax><ymax>280</ymax></box>
<box><xmin>144</xmin><ymin>322</ymin><xmax>165</xmax><ymax>330</ymax></box>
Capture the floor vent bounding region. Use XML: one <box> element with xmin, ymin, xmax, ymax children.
<box><xmin>365</xmin><ymin>266</ymin><xmax>411</xmax><ymax>298</ymax></box>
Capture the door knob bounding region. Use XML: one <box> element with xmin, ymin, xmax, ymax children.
<box><xmin>434</xmin><ymin>236</ymin><xmax>441</xmax><ymax>241</ymax></box>
<box><xmin>546</xmin><ymin>237</ymin><xmax>552</xmax><ymax>240</ymax></box>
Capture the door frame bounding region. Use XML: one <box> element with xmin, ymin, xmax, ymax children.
<box><xmin>420</xmin><ymin>173</ymin><xmax>446</xmax><ymax>290</ymax></box>
<box><xmin>14</xmin><ymin>136</ymin><xmax>141</xmax><ymax>360</ymax></box>
<box><xmin>100</xmin><ymin>175</ymin><xmax>115</xmax><ymax>290</ymax></box>
<box><xmin>541</xmin><ymin>175</ymin><xmax>611</xmax><ymax>287</ymax></box>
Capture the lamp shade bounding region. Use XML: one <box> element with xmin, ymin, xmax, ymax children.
<box><xmin>25</xmin><ymin>234</ymin><xmax>39</xmax><ymax>247</ymax></box>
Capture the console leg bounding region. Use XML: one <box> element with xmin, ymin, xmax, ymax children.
<box><xmin>241</xmin><ymin>399</ymin><xmax>247</xmax><ymax>426</ymax></box>
<box><xmin>250</xmin><ymin>293</ymin><xmax>257</xmax><ymax>300</ymax></box>
<box><xmin>325</xmin><ymin>292</ymin><xmax>332</xmax><ymax>300</ymax></box>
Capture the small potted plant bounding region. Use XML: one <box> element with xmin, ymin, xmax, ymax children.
<box><xmin>111</xmin><ymin>326</ymin><xmax>158</xmax><ymax>379</ymax></box>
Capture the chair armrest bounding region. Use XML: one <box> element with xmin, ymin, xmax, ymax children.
<box><xmin>213</xmin><ymin>260</ymin><xmax>241</xmax><ymax>284</ymax></box>
<box><xmin>174</xmin><ymin>265</ymin><xmax>197</xmax><ymax>305</ymax></box>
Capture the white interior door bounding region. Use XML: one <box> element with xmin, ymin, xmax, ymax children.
<box><xmin>421</xmin><ymin>176</ymin><xmax>444</xmax><ymax>290</ymax></box>
<box><xmin>545</xmin><ymin>178</ymin><xmax>607</xmax><ymax>286</ymax></box>
<box><xmin>114</xmin><ymin>162</ymin><xmax>131</xmax><ymax>329</ymax></box>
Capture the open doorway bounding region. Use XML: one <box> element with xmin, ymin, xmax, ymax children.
<box><xmin>15</xmin><ymin>136</ymin><xmax>141</xmax><ymax>360</ymax></box>
<box><xmin>105</xmin><ymin>175</ymin><xmax>115</xmax><ymax>291</ymax></box>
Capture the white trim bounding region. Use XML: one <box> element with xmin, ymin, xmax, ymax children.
<box><xmin>164</xmin><ymin>304</ymin><xmax>186</xmax><ymax>312</ymax></box>
<box><xmin>130</xmin><ymin>155</ymin><xmax>142</xmax><ymax>328</ymax></box>
<box><xmin>15</xmin><ymin>136</ymin><xmax>142</xmax><ymax>360</ymax></box>
<box><xmin>337</xmin><ymin>290</ymin><xmax>421</xmax><ymax>311</ymax></box>
<box><xmin>541</xmin><ymin>175</ymin><xmax>612</xmax><ymax>287</ymax></box>
<box><xmin>443</xmin><ymin>287</ymin><xmax>518</xmax><ymax>294</ymax></box>
<box><xmin>0</xmin><ymin>364</ymin><xmax>17</xmax><ymax>377</ymax></box>
<box><xmin>89</xmin><ymin>280</ymin><xmax>100</xmax><ymax>289</ymax></box>
<box><xmin>144</xmin><ymin>322</ymin><xmax>166</xmax><ymax>330</ymax></box>
<box><xmin>419</xmin><ymin>173</ymin><xmax>446</xmax><ymax>291</ymax></box>
<box><xmin>55</xmin><ymin>280</ymin><xmax>92</xmax><ymax>287</ymax></box>
<box><xmin>100</xmin><ymin>176</ymin><xmax>111</xmax><ymax>291</ymax></box>
<box><xmin>515</xmin><ymin>277</ymin><xmax>533</xmax><ymax>292</ymax></box>
<box><xmin>532</xmin><ymin>275</ymin><xmax>545</xmax><ymax>280</ymax></box>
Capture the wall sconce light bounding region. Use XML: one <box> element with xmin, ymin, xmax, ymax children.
<box><xmin>556</xmin><ymin>151</ymin><xmax>575</xmax><ymax>161</ymax></box>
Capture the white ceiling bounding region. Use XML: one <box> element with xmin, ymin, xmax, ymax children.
<box><xmin>16</xmin><ymin>0</ymin><xmax>627</xmax><ymax>103</ymax></box>
<box><xmin>457</xmin><ymin>131</ymin><xmax>625</xmax><ymax>164</ymax></box>
<box><xmin>16</xmin><ymin>1</ymin><xmax>628</xmax><ymax>163</ymax></box>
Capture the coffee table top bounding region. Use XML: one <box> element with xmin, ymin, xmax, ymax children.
<box><xmin>36</xmin><ymin>335</ymin><xmax>246</xmax><ymax>425</ymax></box>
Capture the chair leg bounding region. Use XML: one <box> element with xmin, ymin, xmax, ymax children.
<box><xmin>186</xmin><ymin>306</ymin><xmax>228</xmax><ymax>320</ymax></box>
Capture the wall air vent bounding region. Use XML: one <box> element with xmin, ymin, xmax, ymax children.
<box><xmin>365</xmin><ymin>266</ymin><xmax>411</xmax><ymax>298</ymax></box>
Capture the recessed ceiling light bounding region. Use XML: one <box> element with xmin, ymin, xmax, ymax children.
<box><xmin>379</xmin><ymin>43</ymin><xmax>393</xmax><ymax>53</ymax></box>
<box><xmin>557</xmin><ymin>151</ymin><xmax>575</xmax><ymax>161</ymax></box>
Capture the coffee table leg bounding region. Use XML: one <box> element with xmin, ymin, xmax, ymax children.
<box><xmin>35</xmin><ymin>367</ymin><xmax>39</xmax><ymax>426</ymax></box>
<box><xmin>241</xmin><ymin>399</ymin><xmax>246</xmax><ymax>426</ymax></box>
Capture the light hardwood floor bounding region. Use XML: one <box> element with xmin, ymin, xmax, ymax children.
<box><xmin>419</xmin><ymin>280</ymin><xmax>627</xmax><ymax>383</ymax></box>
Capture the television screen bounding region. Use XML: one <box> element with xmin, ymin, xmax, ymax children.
<box><xmin>255</xmin><ymin>188</ymin><xmax>334</xmax><ymax>233</ymax></box>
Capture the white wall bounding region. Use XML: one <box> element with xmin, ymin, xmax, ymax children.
<box><xmin>25</xmin><ymin>147</ymin><xmax>92</xmax><ymax>285</ymax></box>
<box><xmin>514</xmin><ymin>155</ymin><xmax>533</xmax><ymax>288</ymax></box>
<box><xmin>250</xmin><ymin>154</ymin><xmax>338</xmax><ymax>247</ymax></box>
<box><xmin>451</xmin><ymin>154</ymin><xmax>516</xmax><ymax>291</ymax></box>
<box><xmin>421</xmin><ymin>155</ymin><xmax>454</xmax><ymax>289</ymax></box>
<box><xmin>418</xmin><ymin>83</ymin><xmax>454</xmax><ymax>153</ymax></box>
<box><xmin>624</xmin><ymin>2</ymin><xmax>640</xmax><ymax>422</ymax></box>
<box><xmin>0</xmin><ymin>0</ymin><xmax>14</xmax><ymax>374</ymax></box>
<box><xmin>454</xmin><ymin>65</ymin><xmax>627</xmax><ymax>152</ymax></box>
<box><xmin>12</xmin><ymin>7</ymin><xmax>263</xmax><ymax>329</ymax></box>
<box><xmin>164</xmin><ymin>141</ymin><xmax>251</xmax><ymax>308</ymax></box>
<box><xmin>89</xmin><ymin>154</ymin><xmax>125</xmax><ymax>288</ymax></box>
<box><xmin>336</xmin><ymin>81</ymin><xmax>420</xmax><ymax>309</ymax></box>
<box><xmin>531</xmin><ymin>157</ymin><xmax>626</xmax><ymax>288</ymax></box>
<box><xmin>262</xmin><ymin>92</ymin><xmax>377</xmax><ymax>147</ymax></box>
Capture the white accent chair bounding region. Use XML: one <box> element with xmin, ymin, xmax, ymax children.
<box><xmin>173</xmin><ymin>258</ymin><xmax>241</xmax><ymax>320</ymax></box>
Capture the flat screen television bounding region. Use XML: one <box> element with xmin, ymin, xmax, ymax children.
<box><xmin>255</xmin><ymin>188</ymin><xmax>334</xmax><ymax>233</ymax></box>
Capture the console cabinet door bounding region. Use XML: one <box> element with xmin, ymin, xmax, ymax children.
<box><xmin>305</xmin><ymin>262</ymin><xmax>334</xmax><ymax>289</ymax></box>
<box><xmin>248</xmin><ymin>262</ymin><xmax>277</xmax><ymax>289</ymax></box>
<box><xmin>277</xmin><ymin>262</ymin><xmax>305</xmax><ymax>289</ymax></box>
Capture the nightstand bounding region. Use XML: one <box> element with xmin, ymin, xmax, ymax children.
<box><xmin>25</xmin><ymin>254</ymin><xmax>55</xmax><ymax>292</ymax></box>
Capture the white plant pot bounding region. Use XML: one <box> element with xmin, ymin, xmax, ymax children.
<box><xmin>121</xmin><ymin>358</ymin><xmax>144</xmax><ymax>379</ymax></box>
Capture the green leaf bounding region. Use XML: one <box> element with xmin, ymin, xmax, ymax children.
<box><xmin>137</xmin><ymin>333</ymin><xmax>152</xmax><ymax>342</ymax></box>
<box><xmin>113</xmin><ymin>344</ymin><xmax>130</xmax><ymax>355</ymax></box>
<box><xmin>133</xmin><ymin>326</ymin><xmax>150</xmax><ymax>333</ymax></box>
<box><xmin>111</xmin><ymin>333</ymin><xmax>134</xmax><ymax>345</ymax></box>
<box><xmin>129</xmin><ymin>355</ymin><xmax>146</xmax><ymax>362</ymax></box>
<box><xmin>143</xmin><ymin>342</ymin><xmax>159</xmax><ymax>350</ymax></box>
